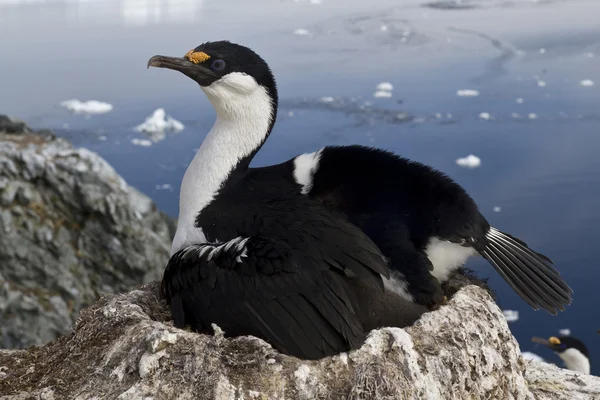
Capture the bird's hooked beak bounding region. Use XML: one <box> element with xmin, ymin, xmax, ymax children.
<box><xmin>531</xmin><ymin>336</ymin><xmax>562</xmax><ymax>350</ymax></box>
<box><xmin>147</xmin><ymin>52</ymin><xmax>218</xmax><ymax>86</ymax></box>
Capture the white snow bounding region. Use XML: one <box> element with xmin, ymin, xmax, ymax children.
<box><xmin>522</xmin><ymin>352</ymin><xmax>545</xmax><ymax>363</ymax></box>
<box><xmin>456</xmin><ymin>89</ymin><xmax>479</xmax><ymax>97</ymax></box>
<box><xmin>479</xmin><ymin>112</ymin><xmax>492</xmax><ymax>120</ymax></box>
<box><xmin>580</xmin><ymin>79</ymin><xmax>594</xmax><ymax>87</ymax></box>
<box><xmin>528</xmin><ymin>113</ymin><xmax>538</xmax><ymax>120</ymax></box>
<box><xmin>559</xmin><ymin>328</ymin><xmax>571</xmax><ymax>336</ymax></box>
<box><xmin>511</xmin><ymin>113</ymin><xmax>521</xmax><ymax>119</ymax></box>
<box><xmin>537</xmin><ymin>80</ymin><xmax>547</xmax><ymax>87</ymax></box>
<box><xmin>131</xmin><ymin>138</ymin><xmax>153</xmax><ymax>147</ymax></box>
<box><xmin>134</xmin><ymin>109</ymin><xmax>184</xmax><ymax>134</ymax></box>
<box><xmin>493</xmin><ymin>206</ymin><xmax>502</xmax><ymax>212</ymax></box>
<box><xmin>320</xmin><ymin>96</ymin><xmax>335</xmax><ymax>103</ymax></box>
<box><xmin>376</xmin><ymin>82</ymin><xmax>394</xmax><ymax>91</ymax></box>
<box><xmin>60</xmin><ymin>99</ymin><xmax>113</xmax><ymax>115</ymax></box>
<box><xmin>456</xmin><ymin>155</ymin><xmax>481</xmax><ymax>169</ymax></box>
<box><xmin>373</xmin><ymin>90</ymin><xmax>392</xmax><ymax>98</ymax></box>
<box><xmin>293</xmin><ymin>28</ymin><xmax>310</xmax><ymax>36</ymax></box>
<box><xmin>502</xmin><ymin>310</ymin><xmax>519</xmax><ymax>322</ymax></box>
<box><xmin>539</xmin><ymin>48</ymin><xmax>546</xmax><ymax>54</ymax></box>
<box><xmin>516</xmin><ymin>97</ymin><xmax>524</xmax><ymax>104</ymax></box>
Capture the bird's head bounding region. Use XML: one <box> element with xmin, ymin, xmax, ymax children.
<box><xmin>531</xmin><ymin>335</ymin><xmax>590</xmax><ymax>357</ymax></box>
<box><xmin>147</xmin><ymin>41</ymin><xmax>277</xmax><ymax>120</ymax></box>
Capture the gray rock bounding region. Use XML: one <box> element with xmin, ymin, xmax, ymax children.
<box><xmin>0</xmin><ymin>117</ymin><xmax>175</xmax><ymax>349</ymax></box>
<box><xmin>0</xmin><ymin>283</ymin><xmax>597</xmax><ymax>399</ymax></box>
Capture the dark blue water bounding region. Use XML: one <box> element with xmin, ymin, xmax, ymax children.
<box><xmin>1</xmin><ymin>0</ymin><xmax>599</xmax><ymax>374</ymax></box>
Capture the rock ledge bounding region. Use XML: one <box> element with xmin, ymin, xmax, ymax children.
<box><xmin>1</xmin><ymin>282</ymin><xmax>598</xmax><ymax>399</ymax></box>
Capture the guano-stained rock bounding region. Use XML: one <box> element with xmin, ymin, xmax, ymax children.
<box><xmin>0</xmin><ymin>117</ymin><xmax>175</xmax><ymax>349</ymax></box>
<box><xmin>1</xmin><ymin>283</ymin><xmax>598</xmax><ymax>399</ymax></box>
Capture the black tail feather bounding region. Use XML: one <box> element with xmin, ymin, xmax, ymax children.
<box><xmin>479</xmin><ymin>227</ymin><xmax>572</xmax><ymax>315</ymax></box>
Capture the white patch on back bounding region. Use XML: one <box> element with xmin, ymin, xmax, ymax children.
<box><xmin>171</xmin><ymin>72</ymin><xmax>274</xmax><ymax>255</ymax></box>
<box><xmin>382</xmin><ymin>271</ymin><xmax>414</xmax><ymax>302</ymax></box>
<box><xmin>293</xmin><ymin>149</ymin><xmax>323</xmax><ymax>194</ymax></box>
<box><xmin>558</xmin><ymin>348</ymin><xmax>590</xmax><ymax>374</ymax></box>
<box><xmin>425</xmin><ymin>237</ymin><xmax>476</xmax><ymax>282</ymax></box>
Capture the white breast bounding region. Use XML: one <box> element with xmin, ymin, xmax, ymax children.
<box><xmin>424</xmin><ymin>237</ymin><xmax>477</xmax><ymax>282</ymax></box>
<box><xmin>558</xmin><ymin>348</ymin><xmax>591</xmax><ymax>374</ymax></box>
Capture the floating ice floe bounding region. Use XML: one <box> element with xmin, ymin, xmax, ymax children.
<box><xmin>516</xmin><ymin>97</ymin><xmax>524</xmax><ymax>104</ymax></box>
<box><xmin>479</xmin><ymin>112</ymin><xmax>492</xmax><ymax>120</ymax></box>
<box><xmin>559</xmin><ymin>328</ymin><xmax>571</xmax><ymax>336</ymax></box>
<box><xmin>376</xmin><ymin>82</ymin><xmax>394</xmax><ymax>91</ymax></box>
<box><xmin>155</xmin><ymin>183</ymin><xmax>172</xmax><ymax>190</ymax></box>
<box><xmin>373</xmin><ymin>82</ymin><xmax>393</xmax><ymax>98</ymax></box>
<box><xmin>456</xmin><ymin>154</ymin><xmax>481</xmax><ymax>169</ymax></box>
<box><xmin>134</xmin><ymin>108</ymin><xmax>184</xmax><ymax>139</ymax></box>
<box><xmin>320</xmin><ymin>96</ymin><xmax>335</xmax><ymax>103</ymax></box>
<box><xmin>131</xmin><ymin>138</ymin><xmax>153</xmax><ymax>147</ymax></box>
<box><xmin>580</xmin><ymin>79</ymin><xmax>595</xmax><ymax>87</ymax></box>
<box><xmin>60</xmin><ymin>99</ymin><xmax>113</xmax><ymax>115</ymax></box>
<box><xmin>493</xmin><ymin>206</ymin><xmax>502</xmax><ymax>212</ymax></box>
<box><xmin>456</xmin><ymin>89</ymin><xmax>479</xmax><ymax>97</ymax></box>
<box><xmin>537</xmin><ymin>80</ymin><xmax>547</xmax><ymax>88</ymax></box>
<box><xmin>293</xmin><ymin>28</ymin><xmax>310</xmax><ymax>36</ymax></box>
<box><xmin>522</xmin><ymin>352</ymin><xmax>545</xmax><ymax>363</ymax></box>
<box><xmin>528</xmin><ymin>113</ymin><xmax>538</xmax><ymax>120</ymax></box>
<box><xmin>539</xmin><ymin>48</ymin><xmax>546</xmax><ymax>54</ymax></box>
<box><xmin>373</xmin><ymin>90</ymin><xmax>392</xmax><ymax>98</ymax></box>
<box><xmin>502</xmin><ymin>309</ymin><xmax>519</xmax><ymax>322</ymax></box>
<box><xmin>586</xmin><ymin>52</ymin><xmax>594</xmax><ymax>58</ymax></box>
<box><xmin>511</xmin><ymin>113</ymin><xmax>521</xmax><ymax>119</ymax></box>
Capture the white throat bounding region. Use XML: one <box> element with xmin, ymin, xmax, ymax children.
<box><xmin>558</xmin><ymin>349</ymin><xmax>590</xmax><ymax>374</ymax></box>
<box><xmin>170</xmin><ymin>72</ymin><xmax>274</xmax><ymax>255</ymax></box>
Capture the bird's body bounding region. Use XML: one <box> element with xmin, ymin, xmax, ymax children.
<box><xmin>532</xmin><ymin>336</ymin><xmax>591</xmax><ymax>374</ymax></box>
<box><xmin>148</xmin><ymin>40</ymin><xmax>572</xmax><ymax>359</ymax></box>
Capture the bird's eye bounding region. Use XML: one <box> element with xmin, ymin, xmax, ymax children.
<box><xmin>210</xmin><ymin>59</ymin><xmax>226</xmax><ymax>71</ymax></box>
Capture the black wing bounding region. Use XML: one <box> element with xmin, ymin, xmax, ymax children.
<box><xmin>163</xmin><ymin>200</ymin><xmax>389</xmax><ymax>360</ymax></box>
<box><xmin>304</xmin><ymin>145</ymin><xmax>572</xmax><ymax>314</ymax></box>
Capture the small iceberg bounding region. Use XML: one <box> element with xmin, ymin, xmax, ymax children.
<box><xmin>134</xmin><ymin>108</ymin><xmax>184</xmax><ymax>143</ymax></box>
<box><xmin>373</xmin><ymin>90</ymin><xmax>392</xmax><ymax>98</ymax></box>
<box><xmin>131</xmin><ymin>138</ymin><xmax>153</xmax><ymax>147</ymax></box>
<box><xmin>580</xmin><ymin>79</ymin><xmax>594</xmax><ymax>87</ymax></box>
<box><xmin>502</xmin><ymin>309</ymin><xmax>519</xmax><ymax>322</ymax></box>
<box><xmin>456</xmin><ymin>89</ymin><xmax>479</xmax><ymax>97</ymax></box>
<box><xmin>60</xmin><ymin>99</ymin><xmax>113</xmax><ymax>115</ymax></box>
<box><xmin>456</xmin><ymin>155</ymin><xmax>481</xmax><ymax>169</ymax></box>
<box><xmin>376</xmin><ymin>82</ymin><xmax>394</xmax><ymax>92</ymax></box>
<box><xmin>558</xmin><ymin>328</ymin><xmax>571</xmax><ymax>336</ymax></box>
<box><xmin>293</xmin><ymin>28</ymin><xmax>310</xmax><ymax>36</ymax></box>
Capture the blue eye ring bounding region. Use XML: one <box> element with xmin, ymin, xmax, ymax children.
<box><xmin>210</xmin><ymin>59</ymin><xmax>226</xmax><ymax>71</ymax></box>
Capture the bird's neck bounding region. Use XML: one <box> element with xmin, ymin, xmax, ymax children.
<box><xmin>559</xmin><ymin>349</ymin><xmax>590</xmax><ymax>374</ymax></box>
<box><xmin>171</xmin><ymin>86</ymin><xmax>276</xmax><ymax>255</ymax></box>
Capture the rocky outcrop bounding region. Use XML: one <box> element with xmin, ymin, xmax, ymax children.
<box><xmin>0</xmin><ymin>115</ymin><xmax>175</xmax><ymax>349</ymax></box>
<box><xmin>0</xmin><ymin>282</ymin><xmax>598</xmax><ymax>400</ymax></box>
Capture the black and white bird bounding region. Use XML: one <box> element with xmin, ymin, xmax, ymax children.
<box><xmin>148</xmin><ymin>41</ymin><xmax>572</xmax><ymax>359</ymax></box>
<box><xmin>531</xmin><ymin>336</ymin><xmax>591</xmax><ymax>374</ymax></box>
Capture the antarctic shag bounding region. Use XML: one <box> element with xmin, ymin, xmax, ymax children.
<box><xmin>532</xmin><ymin>336</ymin><xmax>590</xmax><ymax>374</ymax></box>
<box><xmin>148</xmin><ymin>41</ymin><xmax>572</xmax><ymax>359</ymax></box>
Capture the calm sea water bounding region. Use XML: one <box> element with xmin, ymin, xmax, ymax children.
<box><xmin>1</xmin><ymin>0</ymin><xmax>599</xmax><ymax>374</ymax></box>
